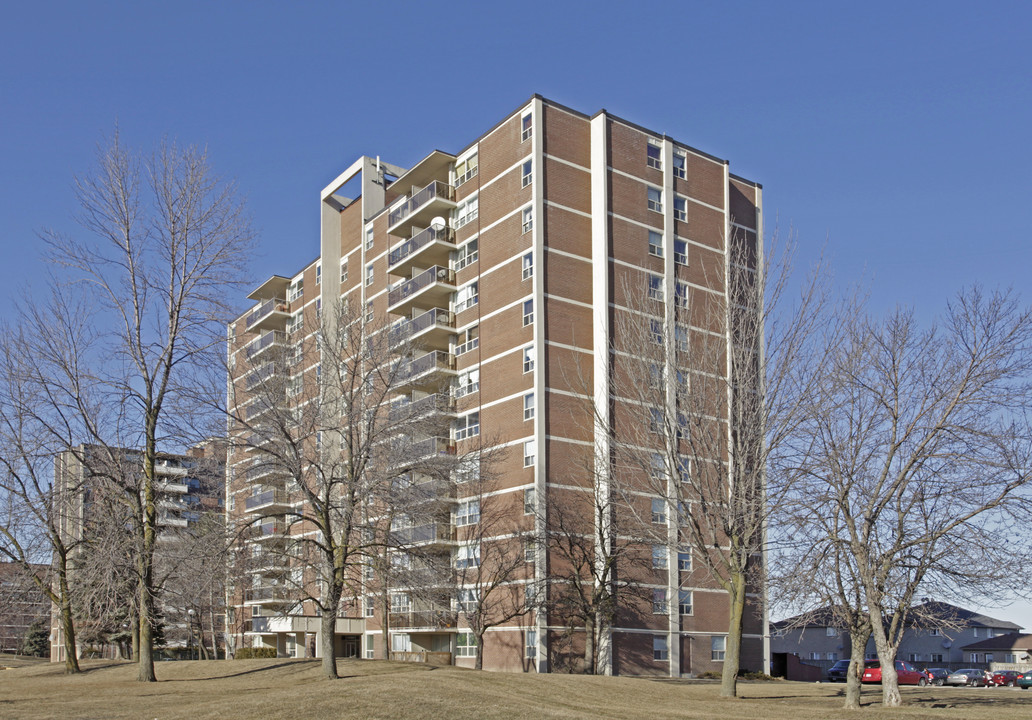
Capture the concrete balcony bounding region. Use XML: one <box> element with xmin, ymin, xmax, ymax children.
<box><xmin>245</xmin><ymin>298</ymin><xmax>290</xmax><ymax>333</ymax></box>
<box><xmin>244</xmin><ymin>521</ymin><xmax>291</xmax><ymax>543</ymax></box>
<box><xmin>246</xmin><ymin>330</ymin><xmax>288</xmax><ymax>361</ymax></box>
<box><xmin>388</xmin><ymin>266</ymin><xmax>455</xmax><ymax>316</ymax></box>
<box><xmin>396</xmin><ymin>351</ymin><xmax>456</xmax><ymax>393</ymax></box>
<box><xmin>387</xmin><ymin>610</ymin><xmax>458</xmax><ymax>630</ymax></box>
<box><xmin>387</xmin><ymin>181</ymin><xmax>456</xmax><ymax>237</ymax></box>
<box><xmin>243</xmin><ymin>585</ymin><xmax>294</xmax><ymax>606</ymax></box>
<box><xmin>244</xmin><ymin>489</ymin><xmax>291</xmax><ymax>514</ymax></box>
<box><xmin>389</xmin><ymin>393</ymin><xmax>455</xmax><ymax>423</ymax></box>
<box><xmin>390</xmin><ymin>521</ymin><xmax>454</xmax><ymax>548</ymax></box>
<box><xmin>245</xmin><ymin>362</ymin><xmax>282</xmax><ymax>390</ymax></box>
<box><xmin>389</xmin><ymin>307</ymin><xmax>455</xmax><ymax>352</ymax></box>
<box><xmin>388</xmin><ymin>225</ymin><xmax>456</xmax><ymax>277</ymax></box>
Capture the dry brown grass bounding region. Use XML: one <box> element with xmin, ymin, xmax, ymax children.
<box><xmin>2</xmin><ymin>657</ymin><xmax>1031</xmax><ymax>720</ymax></box>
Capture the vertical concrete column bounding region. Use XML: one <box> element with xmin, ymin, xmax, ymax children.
<box><xmin>531</xmin><ymin>97</ymin><xmax>548</xmax><ymax>673</ymax></box>
<box><xmin>661</xmin><ymin>137</ymin><xmax>679</xmax><ymax>678</ymax></box>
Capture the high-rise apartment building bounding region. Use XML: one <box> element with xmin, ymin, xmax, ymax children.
<box><xmin>227</xmin><ymin>95</ymin><xmax>764</xmax><ymax>676</ymax></box>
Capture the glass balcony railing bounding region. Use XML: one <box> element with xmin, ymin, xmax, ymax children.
<box><xmin>398</xmin><ymin>351</ymin><xmax>454</xmax><ymax>382</ymax></box>
<box><xmin>388</xmin><ymin>181</ymin><xmax>455</xmax><ymax>228</ymax></box>
<box><xmin>245</xmin><ymin>489</ymin><xmax>289</xmax><ymax>511</ymax></box>
<box><xmin>246</xmin><ymin>330</ymin><xmax>287</xmax><ymax>359</ymax></box>
<box><xmin>390</xmin><ymin>521</ymin><xmax>453</xmax><ymax>546</ymax></box>
<box><xmin>389</xmin><ymin>225</ymin><xmax>455</xmax><ymax>268</ymax></box>
<box><xmin>390</xmin><ymin>308</ymin><xmax>453</xmax><ymax>345</ymax></box>
<box><xmin>388</xmin><ymin>393</ymin><xmax>454</xmax><ymax>422</ymax></box>
<box><xmin>245</xmin><ymin>298</ymin><xmax>289</xmax><ymax>330</ymax></box>
<box><xmin>388</xmin><ymin>266</ymin><xmax>454</xmax><ymax>309</ymax></box>
<box><xmin>244</xmin><ymin>585</ymin><xmax>293</xmax><ymax>603</ymax></box>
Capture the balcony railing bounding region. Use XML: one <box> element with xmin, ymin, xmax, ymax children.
<box><xmin>398</xmin><ymin>351</ymin><xmax>455</xmax><ymax>382</ymax></box>
<box><xmin>245</xmin><ymin>363</ymin><xmax>280</xmax><ymax>390</ymax></box>
<box><xmin>246</xmin><ymin>330</ymin><xmax>287</xmax><ymax>359</ymax></box>
<box><xmin>388</xmin><ymin>225</ymin><xmax>455</xmax><ymax>268</ymax></box>
<box><xmin>244</xmin><ymin>585</ymin><xmax>293</xmax><ymax>603</ymax></box>
<box><xmin>388</xmin><ymin>181</ymin><xmax>454</xmax><ymax>228</ymax></box>
<box><xmin>245</xmin><ymin>298</ymin><xmax>289</xmax><ymax>330</ymax></box>
<box><xmin>390</xmin><ymin>308</ymin><xmax>454</xmax><ymax>346</ymax></box>
<box><xmin>388</xmin><ymin>611</ymin><xmax>458</xmax><ymax>629</ymax></box>
<box><xmin>389</xmin><ymin>393</ymin><xmax>455</xmax><ymax>422</ymax></box>
<box><xmin>245</xmin><ymin>463</ymin><xmax>284</xmax><ymax>483</ymax></box>
<box><xmin>245</xmin><ymin>489</ymin><xmax>289</xmax><ymax>512</ymax></box>
<box><xmin>390</xmin><ymin>521</ymin><xmax>453</xmax><ymax>546</ymax></box>
<box><xmin>388</xmin><ymin>266</ymin><xmax>454</xmax><ymax>309</ymax></box>
<box><xmin>244</xmin><ymin>521</ymin><xmax>290</xmax><ymax>541</ymax></box>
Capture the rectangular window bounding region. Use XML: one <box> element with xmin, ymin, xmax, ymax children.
<box><xmin>455</xmin><ymin>368</ymin><xmax>479</xmax><ymax>398</ymax></box>
<box><xmin>652</xmin><ymin>589</ymin><xmax>668</xmax><ymax>614</ymax></box>
<box><xmin>648</xmin><ymin>274</ymin><xmax>664</xmax><ymax>302</ymax></box>
<box><xmin>828</xmin><ymin>652</ymin><xmax>839</xmax><ymax>661</ymax></box>
<box><xmin>455</xmin><ymin>281</ymin><xmax>479</xmax><ymax>313</ymax></box>
<box><xmin>522</xmin><ymin>206</ymin><xmax>533</xmax><ymax>234</ymax></box>
<box><xmin>365</xmin><ymin>228</ymin><xmax>374</xmax><ymax>250</ymax></box>
<box><xmin>523</xmin><ymin>298</ymin><xmax>534</xmax><ymax>326</ymax></box>
<box><xmin>650</xmin><ymin>319</ymin><xmax>663</xmax><ymax>345</ymax></box>
<box><xmin>675</xmin><ymin>326</ymin><xmax>688</xmax><ymax>353</ymax></box>
<box><xmin>454</xmin><ymin>412</ymin><xmax>481</xmax><ymax>441</ymax></box>
<box><xmin>524</xmin><ymin>487</ymin><xmax>535</xmax><ymax>514</ymax></box>
<box><xmin>365</xmin><ymin>301</ymin><xmax>373</xmax><ymax>324</ymax></box>
<box><xmin>647</xmin><ymin>141</ymin><xmax>662</xmax><ymax>170</ymax></box>
<box><xmin>456</xmin><ymin>541</ymin><xmax>480</xmax><ymax>569</ymax></box>
<box><xmin>455</xmin><ymin>195</ymin><xmax>479</xmax><ymax>229</ymax></box>
<box><xmin>455</xmin><ymin>499</ymin><xmax>480</xmax><ymax>526</ymax></box>
<box><xmin>526</xmin><ymin>629</ymin><xmax>537</xmax><ymax>659</ymax></box>
<box><xmin>973</xmin><ymin>628</ymin><xmax>980</xmax><ymax>637</ymax></box>
<box><xmin>365</xmin><ymin>633</ymin><xmax>375</xmax><ymax>659</ymax></box>
<box><xmin>908</xmin><ymin>653</ymin><xmax>920</xmax><ymax>663</ymax></box>
<box><xmin>523</xmin><ymin>346</ymin><xmax>534</xmax><ymax>373</ymax></box>
<box><xmin>522</xmin><ymin>252</ymin><xmax>533</xmax><ymax>280</ymax></box>
<box><xmin>653</xmin><ymin>635</ymin><xmax>669</xmax><ymax>661</ymax></box>
<box><xmin>651</xmin><ymin>498</ymin><xmax>667</xmax><ymax>524</ymax></box>
<box><xmin>365</xmin><ymin>264</ymin><xmax>374</xmax><ymax>286</ymax></box>
<box><xmin>525</xmin><ymin>538</ymin><xmax>536</xmax><ymax>563</ymax></box>
<box><xmin>648</xmin><ymin>230</ymin><xmax>663</xmax><ymax>257</ymax></box>
<box><xmin>390</xmin><ymin>593</ymin><xmax>410</xmax><ymax>614</ymax></box>
<box><xmin>455</xmin><ymin>153</ymin><xmax>478</xmax><ymax>187</ymax></box>
<box><xmin>456</xmin><ymin>632</ymin><xmax>476</xmax><ymax>657</ymax></box>
<box><xmin>712</xmin><ymin>636</ymin><xmax>726</xmax><ymax>661</ymax></box>
<box><xmin>524</xmin><ymin>393</ymin><xmax>535</xmax><ymax>420</ymax></box>
<box><xmin>647</xmin><ymin>187</ymin><xmax>663</xmax><ymax>213</ymax></box>
<box><xmin>315</xmin><ymin>264</ymin><xmax>321</xmax><ymax>286</ymax></box>
<box><xmin>677</xmin><ymin>552</ymin><xmax>692</xmax><ymax>571</ymax></box>
<box><xmin>675</xmin><ymin>281</ymin><xmax>688</xmax><ymax>309</ymax></box>
<box><xmin>288</xmin><ymin>280</ymin><xmax>303</xmax><ymax>302</ymax></box>
<box><xmin>809</xmin><ymin>651</ymin><xmax>822</xmax><ymax>661</ymax></box>
<box><xmin>521</xmin><ymin>159</ymin><xmax>532</xmax><ymax>188</ymax></box>
<box><xmin>455</xmin><ymin>238</ymin><xmax>479</xmax><ymax>270</ymax></box>
<box><xmin>930</xmin><ymin>653</ymin><xmax>944</xmax><ymax>662</ymax></box>
<box><xmin>457</xmin><ymin>589</ymin><xmax>478</xmax><ymax>613</ymax></box>
<box><xmin>652</xmin><ymin>545</ymin><xmax>667</xmax><ymax>569</ymax></box>
<box><xmin>674</xmin><ymin>239</ymin><xmax>687</xmax><ymax>265</ymax></box>
<box><xmin>523</xmin><ymin>439</ymin><xmax>536</xmax><ymax>467</ymax></box>
<box><xmin>521</xmin><ymin>113</ymin><xmax>532</xmax><ymax>142</ymax></box>
<box><xmin>674</xmin><ymin>197</ymin><xmax>686</xmax><ymax>222</ymax></box>
<box><xmin>679</xmin><ymin>590</ymin><xmax>693</xmax><ymax>615</ymax></box>
<box><xmin>456</xmin><ymin>325</ymin><xmax>479</xmax><ymax>355</ymax></box>
<box><xmin>673</xmin><ymin>149</ymin><xmax>686</xmax><ymax>179</ymax></box>
<box><xmin>391</xmin><ymin>633</ymin><xmax>411</xmax><ymax>653</ymax></box>
<box><xmin>365</xmin><ymin>596</ymin><xmax>375</xmax><ymax>618</ymax></box>
<box><xmin>649</xmin><ymin>407</ymin><xmax>663</xmax><ymax>434</ymax></box>
<box><xmin>340</xmin><ymin>260</ymin><xmax>348</xmax><ymax>283</ymax></box>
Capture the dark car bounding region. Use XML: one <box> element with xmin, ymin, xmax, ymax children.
<box><xmin>990</xmin><ymin>670</ymin><xmax>1021</xmax><ymax>687</ymax></box>
<box><xmin>827</xmin><ymin>659</ymin><xmax>851</xmax><ymax>682</ymax></box>
<box><xmin>861</xmin><ymin>660</ymin><xmax>928</xmax><ymax>685</ymax></box>
<box><xmin>945</xmin><ymin>668</ymin><xmax>987</xmax><ymax>686</ymax></box>
<box><xmin>925</xmin><ymin>668</ymin><xmax>949</xmax><ymax>686</ymax></box>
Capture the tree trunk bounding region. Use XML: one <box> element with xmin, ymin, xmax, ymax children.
<box><xmin>320</xmin><ymin>609</ymin><xmax>337</xmax><ymax>679</ymax></box>
<box><xmin>137</xmin><ymin>429</ymin><xmax>158</xmax><ymax>682</ymax></box>
<box><xmin>584</xmin><ymin>615</ymin><xmax>595</xmax><ymax>674</ymax></box>
<box><xmin>474</xmin><ymin>630</ymin><xmax>485</xmax><ymax>671</ymax></box>
<box><xmin>131</xmin><ymin>614</ymin><xmax>139</xmax><ymax>661</ymax></box>
<box><xmin>843</xmin><ymin>625</ymin><xmax>871</xmax><ymax>710</ymax></box>
<box><xmin>719</xmin><ymin>572</ymin><xmax>746</xmax><ymax>698</ymax></box>
<box><xmin>56</xmin><ymin>561</ymin><xmax>80</xmax><ymax>674</ymax></box>
<box><xmin>868</xmin><ymin>610</ymin><xmax>901</xmax><ymax>707</ymax></box>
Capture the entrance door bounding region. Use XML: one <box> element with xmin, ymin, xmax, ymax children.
<box><xmin>343</xmin><ymin>636</ymin><xmax>359</xmax><ymax>658</ymax></box>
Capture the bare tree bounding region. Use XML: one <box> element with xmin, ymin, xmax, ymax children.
<box><xmin>38</xmin><ymin>132</ymin><xmax>253</xmax><ymax>681</ymax></box>
<box><xmin>785</xmin><ymin>287</ymin><xmax>1032</xmax><ymax>708</ymax></box>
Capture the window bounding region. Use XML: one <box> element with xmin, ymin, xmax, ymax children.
<box><xmin>522</xmin><ymin>206</ymin><xmax>533</xmax><ymax>234</ymax></box>
<box><xmin>651</xmin><ymin>498</ymin><xmax>667</xmax><ymax>524</ymax></box>
<box><xmin>457</xmin><ymin>632</ymin><xmax>476</xmax><ymax>657</ymax></box>
<box><xmin>674</xmin><ymin>239</ymin><xmax>687</xmax><ymax>265</ymax></box>
<box><xmin>455</xmin><ymin>499</ymin><xmax>480</xmax><ymax>526</ymax></box>
<box><xmin>969</xmin><ymin>652</ymin><xmax>980</xmax><ymax>663</ymax></box>
<box><xmin>526</xmin><ymin>629</ymin><xmax>537</xmax><ymax>659</ymax></box>
<box><xmin>1005</xmin><ymin>653</ymin><xmax>1018</xmax><ymax>663</ymax></box>
<box><xmin>908</xmin><ymin>653</ymin><xmax>920</xmax><ymax>663</ymax></box>
<box><xmin>521</xmin><ymin>113</ymin><xmax>532</xmax><ymax>142</ymax></box>
<box><xmin>651</xmin><ymin>588</ymin><xmax>669</xmax><ymax>614</ymax></box>
<box><xmin>648</xmin><ymin>274</ymin><xmax>664</xmax><ymax>302</ymax></box>
<box><xmin>390</xmin><ymin>593</ymin><xmax>410</xmax><ymax>614</ymax></box>
<box><xmin>455</xmin><ymin>195</ymin><xmax>479</xmax><ymax>229</ymax></box>
<box><xmin>524</xmin><ymin>487</ymin><xmax>535</xmax><ymax>514</ymax></box>
<box><xmin>524</xmin><ymin>393</ymin><xmax>535</xmax><ymax>420</ymax></box>
<box><xmin>973</xmin><ymin>628</ymin><xmax>980</xmax><ymax>637</ymax></box>
<box><xmin>340</xmin><ymin>260</ymin><xmax>348</xmax><ymax>283</ymax></box>
<box><xmin>647</xmin><ymin>186</ymin><xmax>662</xmax><ymax>213</ymax></box>
<box><xmin>675</xmin><ymin>326</ymin><xmax>688</xmax><ymax>352</ymax></box>
<box><xmin>287</xmin><ymin>375</ymin><xmax>302</xmax><ymax>397</ymax></box>
<box><xmin>454</xmin><ymin>412</ymin><xmax>480</xmax><ymax>441</ymax></box>
<box><xmin>672</xmin><ymin>149</ymin><xmax>686</xmax><ymax>179</ymax></box>
<box><xmin>653</xmin><ymin>635</ymin><xmax>669</xmax><ymax>661</ymax></box>
<box><xmin>930</xmin><ymin>653</ymin><xmax>944</xmax><ymax>663</ymax></box>
<box><xmin>365</xmin><ymin>596</ymin><xmax>375</xmax><ymax>618</ymax></box>
<box><xmin>522</xmin><ymin>159</ymin><xmax>532</xmax><ymax>187</ymax></box>
<box><xmin>457</xmin><ymin>588</ymin><xmax>478</xmax><ymax>613</ymax></box>
<box><xmin>650</xmin><ymin>319</ymin><xmax>663</xmax><ymax>345</ymax></box>
<box><xmin>712</xmin><ymin>636</ymin><xmax>726</xmax><ymax>661</ymax></box>
<box><xmin>679</xmin><ymin>590</ymin><xmax>693</xmax><ymax>615</ymax></box>
<box><xmin>315</xmin><ymin>298</ymin><xmax>322</xmax><ymax>319</ymax></box>
<box><xmin>522</xmin><ymin>252</ymin><xmax>533</xmax><ymax>280</ymax></box>
<box><xmin>678</xmin><ymin>552</ymin><xmax>692</xmax><ymax>571</ymax></box>
<box><xmin>365</xmin><ymin>633</ymin><xmax>375</xmax><ymax>659</ymax></box>
<box><xmin>648</xmin><ymin>230</ymin><xmax>663</xmax><ymax>257</ymax></box>
<box><xmin>674</xmin><ymin>196</ymin><xmax>686</xmax><ymax>222</ymax></box>
<box><xmin>525</xmin><ymin>538</ymin><xmax>536</xmax><ymax>563</ymax></box>
<box><xmin>455</xmin><ymin>368</ymin><xmax>480</xmax><ymax>398</ymax></box>
<box><xmin>365</xmin><ymin>228</ymin><xmax>374</xmax><ymax>250</ymax></box>
<box><xmin>523</xmin><ymin>346</ymin><xmax>534</xmax><ymax>373</ymax></box>
<box><xmin>649</xmin><ymin>408</ymin><xmax>664</xmax><ymax>434</ymax></box>
<box><xmin>652</xmin><ymin>545</ymin><xmax>667</xmax><ymax>569</ymax></box>
<box><xmin>523</xmin><ymin>298</ymin><xmax>534</xmax><ymax>326</ymax></box>
<box><xmin>391</xmin><ymin>633</ymin><xmax>411</xmax><ymax>653</ymax></box>
<box><xmin>365</xmin><ymin>263</ymin><xmax>374</xmax><ymax>286</ymax></box>
<box><xmin>648</xmin><ymin>363</ymin><xmax>664</xmax><ymax>389</ymax></box>
<box><xmin>455</xmin><ymin>238</ymin><xmax>479</xmax><ymax>270</ymax></box>
<box><xmin>675</xmin><ymin>281</ymin><xmax>688</xmax><ymax>309</ymax></box>
<box><xmin>647</xmin><ymin>141</ymin><xmax>662</xmax><ymax>170</ymax></box>
<box><xmin>365</xmin><ymin>301</ymin><xmax>373</xmax><ymax>323</ymax></box>
<box><xmin>288</xmin><ymin>280</ymin><xmax>303</xmax><ymax>302</ymax></box>
<box><xmin>455</xmin><ymin>153</ymin><xmax>478</xmax><ymax>187</ymax></box>
<box><xmin>456</xmin><ymin>541</ymin><xmax>480</xmax><ymax>569</ymax></box>
<box><xmin>677</xmin><ymin>457</ymin><xmax>691</xmax><ymax>484</ymax></box>
<box><xmin>809</xmin><ymin>651</ymin><xmax>822</xmax><ymax>661</ymax></box>
<box><xmin>828</xmin><ymin>652</ymin><xmax>839</xmax><ymax>661</ymax></box>
<box><xmin>523</xmin><ymin>439</ymin><xmax>536</xmax><ymax>467</ymax></box>
<box><xmin>455</xmin><ymin>281</ymin><xmax>479</xmax><ymax>313</ymax></box>
<box><xmin>456</xmin><ymin>325</ymin><xmax>479</xmax><ymax>355</ymax></box>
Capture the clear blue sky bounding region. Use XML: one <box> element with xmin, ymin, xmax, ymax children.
<box><xmin>2</xmin><ymin>2</ymin><xmax>1030</xmax><ymax>623</ymax></box>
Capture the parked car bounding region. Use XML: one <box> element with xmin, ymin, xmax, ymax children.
<box><xmin>827</xmin><ymin>659</ymin><xmax>851</xmax><ymax>682</ymax></box>
<box><xmin>945</xmin><ymin>669</ymin><xmax>988</xmax><ymax>686</ymax></box>
<box><xmin>1017</xmin><ymin>671</ymin><xmax>1032</xmax><ymax>689</ymax></box>
<box><xmin>861</xmin><ymin>660</ymin><xmax>928</xmax><ymax>685</ymax></box>
<box><xmin>990</xmin><ymin>670</ymin><xmax>1021</xmax><ymax>687</ymax></box>
<box><xmin>925</xmin><ymin>668</ymin><xmax>949</xmax><ymax>686</ymax></box>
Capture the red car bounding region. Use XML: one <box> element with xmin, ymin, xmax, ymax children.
<box><xmin>990</xmin><ymin>670</ymin><xmax>1020</xmax><ymax>687</ymax></box>
<box><xmin>861</xmin><ymin>660</ymin><xmax>928</xmax><ymax>685</ymax></box>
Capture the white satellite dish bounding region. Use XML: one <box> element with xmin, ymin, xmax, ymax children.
<box><xmin>430</xmin><ymin>216</ymin><xmax>446</xmax><ymax>230</ymax></box>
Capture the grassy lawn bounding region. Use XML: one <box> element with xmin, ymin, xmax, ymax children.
<box><xmin>1</xmin><ymin>657</ymin><xmax>1030</xmax><ymax>720</ymax></box>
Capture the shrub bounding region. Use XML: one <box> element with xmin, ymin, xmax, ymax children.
<box><xmin>235</xmin><ymin>647</ymin><xmax>277</xmax><ymax>660</ymax></box>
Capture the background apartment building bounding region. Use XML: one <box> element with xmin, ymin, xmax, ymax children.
<box><xmin>227</xmin><ymin>95</ymin><xmax>763</xmax><ymax>676</ymax></box>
